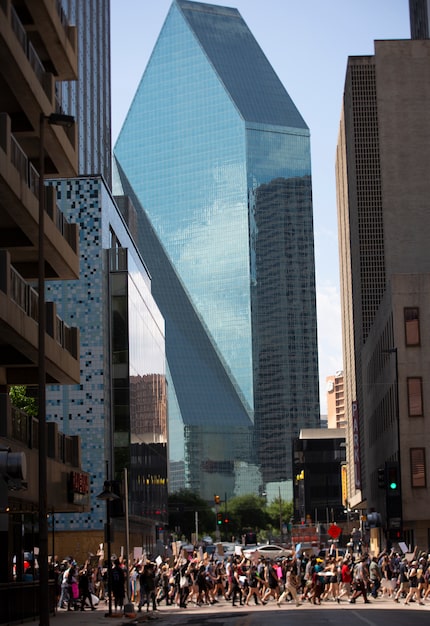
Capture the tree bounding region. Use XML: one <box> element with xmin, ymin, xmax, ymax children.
<box><xmin>9</xmin><ymin>385</ymin><xmax>38</xmax><ymax>417</ymax></box>
<box><xmin>226</xmin><ymin>494</ymin><xmax>269</xmax><ymax>536</ymax></box>
<box><xmin>168</xmin><ymin>490</ymin><xmax>214</xmax><ymax>540</ymax></box>
<box><xmin>263</xmin><ymin>497</ymin><xmax>294</xmax><ymax>542</ymax></box>
<box><xmin>266</xmin><ymin>497</ymin><xmax>294</xmax><ymax>529</ymax></box>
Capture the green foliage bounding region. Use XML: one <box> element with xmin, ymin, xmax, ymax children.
<box><xmin>225</xmin><ymin>494</ymin><xmax>269</xmax><ymax>536</ymax></box>
<box><xmin>167</xmin><ymin>490</ymin><xmax>294</xmax><ymax>543</ymax></box>
<box><xmin>9</xmin><ymin>385</ymin><xmax>38</xmax><ymax>417</ymax></box>
<box><xmin>266</xmin><ymin>497</ymin><xmax>294</xmax><ymax>528</ymax></box>
<box><xmin>168</xmin><ymin>489</ymin><xmax>214</xmax><ymax>540</ymax></box>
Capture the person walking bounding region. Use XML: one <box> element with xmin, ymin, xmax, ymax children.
<box><xmin>394</xmin><ymin>558</ymin><xmax>410</xmax><ymax>602</ymax></box>
<box><xmin>111</xmin><ymin>559</ymin><xmax>125</xmax><ymax>612</ymax></box>
<box><xmin>138</xmin><ymin>562</ymin><xmax>157</xmax><ymax>612</ymax></box>
<box><xmin>369</xmin><ymin>556</ymin><xmax>382</xmax><ymax>599</ymax></box>
<box><xmin>79</xmin><ymin>564</ymin><xmax>96</xmax><ymax>611</ymax></box>
<box><xmin>404</xmin><ymin>562</ymin><xmax>424</xmax><ymax>605</ymax></box>
<box><xmin>277</xmin><ymin>562</ymin><xmax>301</xmax><ymax>607</ymax></box>
<box><xmin>58</xmin><ymin>562</ymin><xmax>71</xmax><ymax>609</ymax></box>
<box><xmin>349</xmin><ymin>557</ymin><xmax>370</xmax><ymax>604</ymax></box>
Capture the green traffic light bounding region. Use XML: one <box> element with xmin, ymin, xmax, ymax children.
<box><xmin>389</xmin><ymin>481</ymin><xmax>397</xmax><ymax>490</ymax></box>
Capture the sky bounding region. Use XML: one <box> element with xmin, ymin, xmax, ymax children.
<box><xmin>110</xmin><ymin>0</ymin><xmax>411</xmax><ymax>414</ymax></box>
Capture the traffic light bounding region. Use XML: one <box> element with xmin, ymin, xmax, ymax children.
<box><xmin>385</xmin><ymin>461</ymin><xmax>402</xmax><ymax>522</ymax></box>
<box><xmin>377</xmin><ymin>467</ymin><xmax>386</xmax><ymax>489</ymax></box>
<box><xmin>386</xmin><ymin>462</ymin><xmax>399</xmax><ymax>495</ymax></box>
<box><xmin>217</xmin><ymin>512</ymin><xmax>223</xmax><ymax>525</ymax></box>
<box><xmin>214</xmin><ymin>495</ymin><xmax>220</xmax><ymax>504</ymax></box>
<box><xmin>224</xmin><ymin>517</ymin><xmax>229</xmax><ymax>524</ymax></box>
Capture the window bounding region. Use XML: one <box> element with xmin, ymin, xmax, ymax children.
<box><xmin>407</xmin><ymin>377</ymin><xmax>423</xmax><ymax>416</ymax></box>
<box><xmin>404</xmin><ymin>307</ymin><xmax>420</xmax><ymax>346</ymax></box>
<box><xmin>410</xmin><ymin>448</ymin><xmax>426</xmax><ymax>488</ymax></box>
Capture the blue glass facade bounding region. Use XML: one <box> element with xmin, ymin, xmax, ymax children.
<box><xmin>114</xmin><ymin>0</ymin><xmax>320</xmax><ymax>492</ymax></box>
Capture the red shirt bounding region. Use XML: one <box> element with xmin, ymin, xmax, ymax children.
<box><xmin>341</xmin><ymin>563</ymin><xmax>352</xmax><ymax>583</ymax></box>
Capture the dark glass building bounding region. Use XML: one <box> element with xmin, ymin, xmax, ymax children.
<box><xmin>409</xmin><ymin>0</ymin><xmax>430</xmax><ymax>38</ymax></box>
<box><xmin>293</xmin><ymin>429</ymin><xmax>346</xmax><ymax>525</ymax></box>
<box><xmin>114</xmin><ymin>0</ymin><xmax>320</xmax><ymax>497</ymax></box>
<box><xmin>60</xmin><ymin>0</ymin><xmax>112</xmax><ymax>186</ymax></box>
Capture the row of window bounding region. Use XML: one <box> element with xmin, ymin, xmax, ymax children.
<box><xmin>404</xmin><ymin>307</ymin><xmax>423</xmax><ymax>417</ymax></box>
<box><xmin>403</xmin><ymin>308</ymin><xmax>426</xmax><ymax>486</ymax></box>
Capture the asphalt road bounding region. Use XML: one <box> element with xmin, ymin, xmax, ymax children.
<box><xmin>145</xmin><ymin>597</ymin><xmax>429</xmax><ymax>626</ymax></box>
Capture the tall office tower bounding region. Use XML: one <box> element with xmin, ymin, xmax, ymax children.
<box><xmin>60</xmin><ymin>0</ymin><xmax>112</xmax><ymax>186</ymax></box>
<box><xmin>336</xmin><ymin>39</ymin><xmax>430</xmax><ymax>549</ymax></box>
<box><xmin>409</xmin><ymin>0</ymin><xmax>430</xmax><ymax>38</ymax></box>
<box><xmin>114</xmin><ymin>0</ymin><xmax>320</xmax><ymax>497</ymax></box>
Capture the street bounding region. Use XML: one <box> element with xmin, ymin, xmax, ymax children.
<box><xmin>134</xmin><ymin>598</ymin><xmax>430</xmax><ymax>626</ymax></box>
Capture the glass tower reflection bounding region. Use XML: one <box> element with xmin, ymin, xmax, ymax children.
<box><xmin>114</xmin><ymin>0</ymin><xmax>320</xmax><ymax>492</ymax></box>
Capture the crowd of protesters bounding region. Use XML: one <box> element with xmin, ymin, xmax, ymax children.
<box><xmin>52</xmin><ymin>546</ymin><xmax>430</xmax><ymax>612</ymax></box>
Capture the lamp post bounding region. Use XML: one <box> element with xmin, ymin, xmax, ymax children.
<box><xmin>38</xmin><ymin>112</ymin><xmax>74</xmax><ymax>626</ymax></box>
<box><xmin>96</xmin><ymin>481</ymin><xmax>120</xmax><ymax>617</ymax></box>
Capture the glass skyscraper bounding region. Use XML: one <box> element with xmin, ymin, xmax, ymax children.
<box><xmin>60</xmin><ymin>0</ymin><xmax>112</xmax><ymax>186</ymax></box>
<box><xmin>114</xmin><ymin>0</ymin><xmax>320</xmax><ymax>495</ymax></box>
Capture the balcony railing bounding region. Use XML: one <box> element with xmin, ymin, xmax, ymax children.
<box><xmin>10</xmin><ymin>266</ymin><xmax>39</xmax><ymax>322</ymax></box>
<box><xmin>2</xmin><ymin>397</ymin><xmax>80</xmax><ymax>466</ymax></box>
<box><xmin>8</xmin><ymin>264</ymin><xmax>78</xmax><ymax>359</ymax></box>
<box><xmin>9</xmin><ymin>4</ymin><xmax>52</xmax><ymax>102</ymax></box>
<box><xmin>1</xmin><ymin>114</ymin><xmax>78</xmax><ymax>253</ymax></box>
<box><xmin>55</xmin><ymin>0</ymin><xmax>76</xmax><ymax>50</ymax></box>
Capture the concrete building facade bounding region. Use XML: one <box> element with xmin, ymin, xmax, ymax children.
<box><xmin>0</xmin><ymin>0</ymin><xmax>89</xmax><ymax>613</ymax></box>
<box><xmin>336</xmin><ymin>39</ymin><xmax>430</xmax><ymax>551</ymax></box>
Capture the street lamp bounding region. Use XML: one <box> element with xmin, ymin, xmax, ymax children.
<box><xmin>96</xmin><ymin>481</ymin><xmax>120</xmax><ymax>617</ymax></box>
<box><xmin>38</xmin><ymin>111</ymin><xmax>74</xmax><ymax>626</ymax></box>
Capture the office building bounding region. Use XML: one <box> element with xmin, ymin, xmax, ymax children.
<box><xmin>326</xmin><ymin>372</ymin><xmax>346</xmax><ymax>429</ymax></box>
<box><xmin>336</xmin><ymin>39</ymin><xmax>430</xmax><ymax>550</ymax></box>
<box><xmin>45</xmin><ymin>177</ymin><xmax>168</xmax><ymax>560</ymax></box>
<box><xmin>114</xmin><ymin>0</ymin><xmax>320</xmax><ymax>498</ymax></box>
<box><xmin>293</xmin><ymin>428</ymin><xmax>346</xmax><ymax>528</ymax></box>
<box><xmin>60</xmin><ymin>0</ymin><xmax>112</xmax><ymax>186</ymax></box>
<box><xmin>409</xmin><ymin>0</ymin><xmax>430</xmax><ymax>38</ymax></box>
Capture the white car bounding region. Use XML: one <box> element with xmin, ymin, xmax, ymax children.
<box><xmin>243</xmin><ymin>544</ymin><xmax>292</xmax><ymax>560</ymax></box>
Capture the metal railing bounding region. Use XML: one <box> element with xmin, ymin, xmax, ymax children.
<box><xmin>10</xmin><ymin>266</ymin><xmax>39</xmax><ymax>323</ymax></box>
<box><xmin>9</xmin><ymin>265</ymin><xmax>78</xmax><ymax>357</ymax></box>
<box><xmin>6</xmin><ymin>124</ymin><xmax>77</xmax><ymax>253</ymax></box>
<box><xmin>10</xmin><ymin>5</ymin><xmax>52</xmax><ymax>101</ymax></box>
<box><xmin>10</xmin><ymin>133</ymin><xmax>27</xmax><ymax>182</ymax></box>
